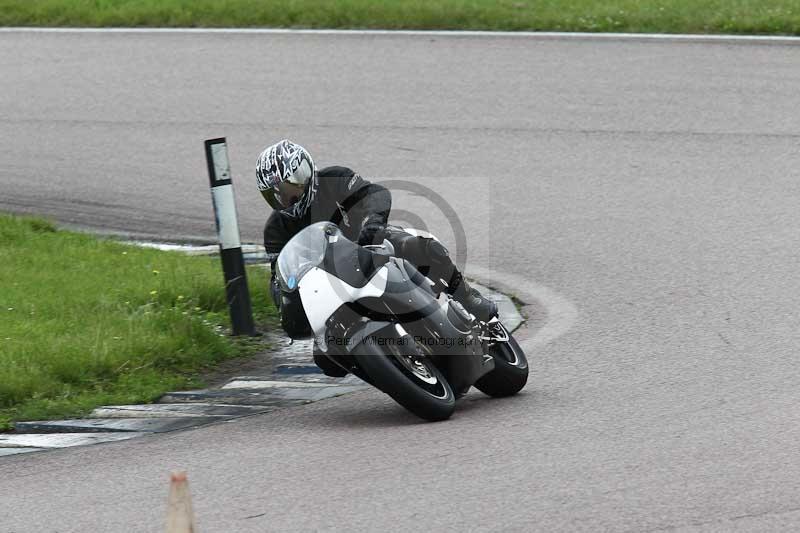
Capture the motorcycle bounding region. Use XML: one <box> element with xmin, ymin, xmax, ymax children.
<box><xmin>273</xmin><ymin>221</ymin><xmax>528</xmax><ymax>421</ymax></box>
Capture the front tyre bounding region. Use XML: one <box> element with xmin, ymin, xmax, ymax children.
<box><xmin>353</xmin><ymin>336</ymin><xmax>455</xmax><ymax>422</ymax></box>
<box><xmin>474</xmin><ymin>334</ymin><xmax>528</xmax><ymax>397</ymax></box>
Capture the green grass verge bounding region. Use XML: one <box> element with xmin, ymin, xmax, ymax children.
<box><xmin>0</xmin><ymin>0</ymin><xmax>799</xmax><ymax>35</ymax></box>
<box><xmin>0</xmin><ymin>214</ymin><xmax>276</xmax><ymax>431</ymax></box>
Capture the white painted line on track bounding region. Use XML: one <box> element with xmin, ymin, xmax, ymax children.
<box><xmin>469</xmin><ymin>265</ymin><xmax>579</xmax><ymax>352</ymax></box>
<box><xmin>1</xmin><ymin>27</ymin><xmax>799</xmax><ymax>44</ymax></box>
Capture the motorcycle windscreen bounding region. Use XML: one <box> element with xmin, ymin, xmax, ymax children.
<box><xmin>276</xmin><ymin>221</ymin><xmax>342</xmax><ymax>291</ymax></box>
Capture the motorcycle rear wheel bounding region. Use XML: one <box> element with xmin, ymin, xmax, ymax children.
<box><xmin>474</xmin><ymin>334</ymin><xmax>529</xmax><ymax>397</ymax></box>
<box><xmin>353</xmin><ymin>336</ymin><xmax>455</xmax><ymax>422</ymax></box>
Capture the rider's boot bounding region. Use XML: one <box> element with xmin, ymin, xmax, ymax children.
<box><xmin>449</xmin><ymin>272</ymin><xmax>498</xmax><ymax>323</ymax></box>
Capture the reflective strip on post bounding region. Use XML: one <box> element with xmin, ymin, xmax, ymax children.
<box><xmin>204</xmin><ymin>137</ymin><xmax>256</xmax><ymax>336</ymax></box>
<box><xmin>210</xmin><ymin>184</ymin><xmax>241</xmax><ymax>250</ymax></box>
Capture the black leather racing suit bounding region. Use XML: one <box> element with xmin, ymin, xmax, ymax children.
<box><xmin>264</xmin><ymin>166</ymin><xmax>463</xmax><ymax>298</ymax></box>
<box><xmin>263</xmin><ymin>166</ymin><xmax>390</xmax><ymax>257</ymax></box>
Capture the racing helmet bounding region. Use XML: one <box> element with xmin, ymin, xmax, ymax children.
<box><xmin>256</xmin><ymin>139</ymin><xmax>315</xmax><ymax>209</ymax></box>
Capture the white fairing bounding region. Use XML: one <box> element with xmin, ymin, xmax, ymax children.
<box><xmin>298</xmin><ymin>265</ymin><xmax>389</xmax><ymax>351</ymax></box>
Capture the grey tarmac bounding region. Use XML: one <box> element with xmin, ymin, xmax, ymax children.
<box><xmin>1</xmin><ymin>30</ymin><xmax>800</xmax><ymax>531</ymax></box>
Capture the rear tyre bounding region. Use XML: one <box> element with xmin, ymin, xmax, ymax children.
<box><xmin>474</xmin><ymin>334</ymin><xmax>528</xmax><ymax>397</ymax></box>
<box><xmin>353</xmin><ymin>336</ymin><xmax>455</xmax><ymax>422</ymax></box>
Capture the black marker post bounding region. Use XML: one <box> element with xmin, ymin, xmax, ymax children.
<box><xmin>204</xmin><ymin>137</ymin><xmax>256</xmax><ymax>336</ymax></box>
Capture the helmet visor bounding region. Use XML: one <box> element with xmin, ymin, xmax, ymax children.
<box><xmin>260</xmin><ymin>182</ymin><xmax>305</xmax><ymax>209</ymax></box>
<box><xmin>260</xmin><ymin>188</ymin><xmax>282</xmax><ymax>210</ymax></box>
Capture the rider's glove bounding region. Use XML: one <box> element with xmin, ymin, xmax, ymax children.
<box><xmin>357</xmin><ymin>221</ymin><xmax>387</xmax><ymax>247</ymax></box>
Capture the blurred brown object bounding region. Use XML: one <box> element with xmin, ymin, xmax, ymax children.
<box><xmin>166</xmin><ymin>471</ymin><xmax>195</xmax><ymax>533</ymax></box>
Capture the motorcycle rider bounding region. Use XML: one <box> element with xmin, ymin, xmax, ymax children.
<box><xmin>257</xmin><ymin>139</ymin><xmax>497</xmax><ymax>374</ymax></box>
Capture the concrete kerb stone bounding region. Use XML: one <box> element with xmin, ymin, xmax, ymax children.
<box><xmin>14</xmin><ymin>417</ymin><xmax>227</xmax><ymax>434</ymax></box>
<box><xmin>0</xmin><ymin>433</ymin><xmax>149</xmax><ymax>449</ymax></box>
<box><xmin>222</xmin><ymin>379</ymin><xmax>336</xmax><ymax>389</ymax></box>
<box><xmin>0</xmin><ymin>447</ymin><xmax>47</xmax><ymax>457</ymax></box>
<box><xmin>157</xmin><ymin>389</ymin><xmax>312</xmax><ymax>407</ymax></box>
<box><xmin>160</xmin><ymin>384</ymin><xmax>366</xmax><ymax>405</ymax></box>
<box><xmin>91</xmin><ymin>403</ymin><xmax>274</xmax><ymax>418</ymax></box>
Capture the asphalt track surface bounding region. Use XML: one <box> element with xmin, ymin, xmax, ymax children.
<box><xmin>2</xmin><ymin>30</ymin><xmax>800</xmax><ymax>531</ymax></box>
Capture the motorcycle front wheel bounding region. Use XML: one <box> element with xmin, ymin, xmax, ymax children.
<box><xmin>474</xmin><ymin>334</ymin><xmax>529</xmax><ymax>397</ymax></box>
<box><xmin>352</xmin><ymin>335</ymin><xmax>455</xmax><ymax>422</ymax></box>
